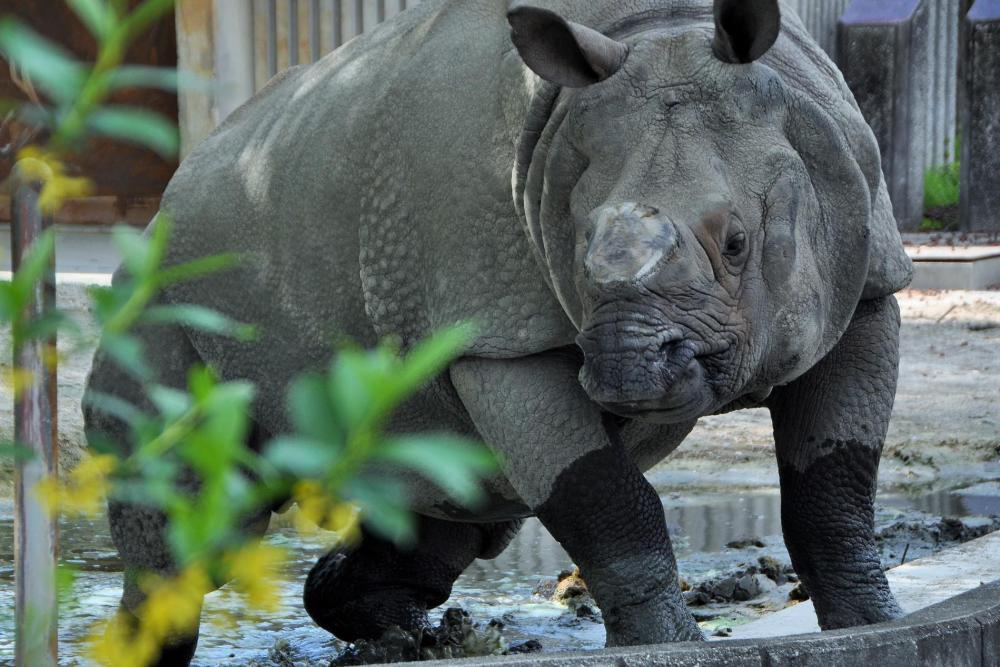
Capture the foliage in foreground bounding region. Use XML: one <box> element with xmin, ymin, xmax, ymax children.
<box><xmin>1</xmin><ymin>2</ymin><xmax>499</xmax><ymax>665</ymax></box>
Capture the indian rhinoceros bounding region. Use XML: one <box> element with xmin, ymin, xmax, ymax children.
<box><xmin>84</xmin><ymin>0</ymin><xmax>913</xmax><ymax>662</ymax></box>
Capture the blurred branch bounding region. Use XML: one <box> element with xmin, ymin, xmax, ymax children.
<box><xmin>49</xmin><ymin>0</ymin><xmax>176</xmax><ymax>153</ymax></box>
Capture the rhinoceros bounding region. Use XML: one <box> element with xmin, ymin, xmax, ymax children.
<box><xmin>84</xmin><ymin>0</ymin><xmax>913</xmax><ymax>662</ymax></box>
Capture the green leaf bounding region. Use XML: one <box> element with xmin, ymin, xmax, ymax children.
<box><xmin>147</xmin><ymin>385</ymin><xmax>191</xmax><ymax>421</ymax></box>
<box><xmin>0</xmin><ymin>19</ymin><xmax>86</xmax><ymax>104</ymax></box>
<box><xmin>0</xmin><ymin>442</ymin><xmax>35</xmax><ymax>462</ymax></box>
<box><xmin>12</xmin><ymin>229</ymin><xmax>56</xmax><ymax>296</ymax></box>
<box><xmin>187</xmin><ymin>364</ymin><xmax>217</xmax><ymax>402</ymax></box>
<box><xmin>154</xmin><ymin>253</ymin><xmax>242</xmax><ymax>287</ymax></box>
<box><xmin>373</xmin><ymin>323</ymin><xmax>474</xmax><ymax>415</ymax></box>
<box><xmin>87</xmin><ymin>106</ymin><xmax>179</xmax><ymax>158</ymax></box>
<box><xmin>327</xmin><ymin>349</ymin><xmax>375</xmax><ymax>429</ymax></box>
<box><xmin>287</xmin><ymin>374</ymin><xmax>343</xmax><ymax>444</ymax></box>
<box><xmin>110</xmin><ymin>226</ymin><xmax>152</xmax><ymax>279</ymax></box>
<box><xmin>56</xmin><ymin>563</ymin><xmax>78</xmax><ymax>599</ymax></box>
<box><xmin>264</xmin><ymin>436</ymin><xmax>338</xmax><ymax>478</ymax></box>
<box><xmin>142</xmin><ymin>305</ymin><xmax>257</xmax><ymax>341</ymax></box>
<box><xmin>22</xmin><ymin>309</ymin><xmax>77</xmax><ymax>342</ymax></box>
<box><xmin>81</xmin><ymin>390</ymin><xmax>146</xmax><ymax>430</ymax></box>
<box><xmin>0</xmin><ymin>283</ymin><xmax>19</xmax><ymax>322</ymax></box>
<box><xmin>376</xmin><ymin>435</ymin><xmax>498</xmax><ymax>507</ymax></box>
<box><xmin>108</xmin><ymin>66</ymin><xmax>207</xmax><ymax>93</ymax></box>
<box><xmin>67</xmin><ymin>0</ymin><xmax>111</xmax><ymax>40</ymax></box>
<box><xmin>400</xmin><ymin>323</ymin><xmax>474</xmax><ymax>383</ymax></box>
<box><xmin>344</xmin><ymin>477</ymin><xmax>416</xmax><ymax>546</ymax></box>
<box><xmin>100</xmin><ymin>332</ymin><xmax>152</xmax><ymax>381</ymax></box>
<box><xmin>87</xmin><ymin>283</ymin><xmax>131</xmax><ymax>326</ymax></box>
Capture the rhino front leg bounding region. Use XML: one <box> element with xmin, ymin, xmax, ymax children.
<box><xmin>768</xmin><ymin>296</ymin><xmax>904</xmax><ymax>629</ymax></box>
<box><xmin>451</xmin><ymin>353</ymin><xmax>702</xmax><ymax>646</ymax></box>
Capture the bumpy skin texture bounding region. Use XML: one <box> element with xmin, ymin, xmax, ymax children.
<box><xmin>83</xmin><ymin>0</ymin><xmax>913</xmax><ymax>660</ymax></box>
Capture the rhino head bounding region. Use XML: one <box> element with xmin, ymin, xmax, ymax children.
<box><xmin>509</xmin><ymin>0</ymin><xmax>910</xmax><ymax>423</ymax></box>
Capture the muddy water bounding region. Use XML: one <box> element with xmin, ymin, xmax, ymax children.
<box><xmin>0</xmin><ymin>486</ymin><xmax>995</xmax><ymax>666</ymax></box>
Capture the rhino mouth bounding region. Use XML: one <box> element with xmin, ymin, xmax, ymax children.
<box><xmin>576</xmin><ymin>323</ymin><xmax>729</xmax><ymax>421</ymax></box>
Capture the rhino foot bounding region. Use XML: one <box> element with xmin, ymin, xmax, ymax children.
<box><xmin>304</xmin><ymin>517</ymin><xmax>514</xmax><ymax>642</ymax></box>
<box><xmin>603</xmin><ymin>590</ymin><xmax>705</xmax><ymax>646</ymax></box>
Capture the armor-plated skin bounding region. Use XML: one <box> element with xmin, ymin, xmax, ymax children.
<box><xmin>84</xmin><ymin>0</ymin><xmax>913</xmax><ymax>662</ymax></box>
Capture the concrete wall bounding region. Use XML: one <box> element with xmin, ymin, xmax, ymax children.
<box><xmin>421</xmin><ymin>579</ymin><xmax>1000</xmax><ymax>667</ymax></box>
<box><xmin>794</xmin><ymin>0</ymin><xmax>959</xmax><ymax>173</ymax></box>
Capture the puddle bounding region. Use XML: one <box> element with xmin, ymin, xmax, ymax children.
<box><xmin>0</xmin><ymin>482</ymin><xmax>996</xmax><ymax>665</ymax></box>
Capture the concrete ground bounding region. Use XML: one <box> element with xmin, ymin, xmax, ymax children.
<box><xmin>0</xmin><ymin>227</ymin><xmax>998</xmax><ymax>496</ymax></box>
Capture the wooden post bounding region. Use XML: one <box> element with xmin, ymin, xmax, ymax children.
<box><xmin>11</xmin><ymin>177</ymin><xmax>58</xmax><ymax>667</ymax></box>
<box><xmin>175</xmin><ymin>0</ymin><xmax>255</xmax><ymax>157</ymax></box>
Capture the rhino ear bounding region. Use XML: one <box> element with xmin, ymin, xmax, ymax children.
<box><xmin>713</xmin><ymin>0</ymin><xmax>781</xmax><ymax>64</ymax></box>
<box><xmin>508</xmin><ymin>5</ymin><xmax>628</xmax><ymax>87</ymax></box>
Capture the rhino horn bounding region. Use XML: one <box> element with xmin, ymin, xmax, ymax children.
<box><xmin>713</xmin><ymin>0</ymin><xmax>781</xmax><ymax>64</ymax></box>
<box><xmin>508</xmin><ymin>5</ymin><xmax>628</xmax><ymax>88</ymax></box>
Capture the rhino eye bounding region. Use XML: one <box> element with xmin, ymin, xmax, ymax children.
<box><xmin>723</xmin><ymin>232</ymin><xmax>746</xmax><ymax>258</ymax></box>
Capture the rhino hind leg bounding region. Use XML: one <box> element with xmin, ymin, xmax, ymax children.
<box><xmin>304</xmin><ymin>517</ymin><xmax>518</xmax><ymax>641</ymax></box>
<box><xmin>768</xmin><ymin>296</ymin><xmax>904</xmax><ymax>629</ymax></box>
<box><xmin>85</xmin><ymin>320</ymin><xmax>274</xmax><ymax>666</ymax></box>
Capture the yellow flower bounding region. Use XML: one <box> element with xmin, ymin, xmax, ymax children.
<box><xmin>87</xmin><ymin>565</ymin><xmax>212</xmax><ymax>666</ymax></box>
<box><xmin>324</xmin><ymin>501</ymin><xmax>361</xmax><ymax>544</ymax></box>
<box><xmin>14</xmin><ymin>147</ymin><xmax>55</xmax><ymax>182</ymax></box>
<box><xmin>225</xmin><ymin>541</ymin><xmax>286</xmax><ymax>613</ymax></box>
<box><xmin>38</xmin><ymin>174</ymin><xmax>92</xmax><ymax>214</ymax></box>
<box><xmin>292</xmin><ymin>480</ymin><xmax>327</xmax><ymax>535</ymax></box>
<box><xmin>85</xmin><ymin>613</ymin><xmax>158</xmax><ymax>667</ymax></box>
<box><xmin>15</xmin><ymin>147</ymin><xmax>93</xmax><ymax>215</ymax></box>
<box><xmin>34</xmin><ymin>453</ymin><xmax>117</xmax><ymax>518</ymax></box>
<box><xmin>291</xmin><ymin>480</ymin><xmax>361</xmax><ymax>543</ymax></box>
<box><xmin>1</xmin><ymin>366</ymin><xmax>35</xmax><ymax>399</ymax></box>
<box><xmin>138</xmin><ymin>565</ymin><xmax>212</xmax><ymax>640</ymax></box>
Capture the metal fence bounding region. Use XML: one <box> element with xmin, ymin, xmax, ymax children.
<box><xmin>249</xmin><ymin>0</ymin><xmax>422</xmax><ymax>90</ymax></box>
<box><xmin>241</xmin><ymin>0</ymin><xmax>959</xmax><ymax>169</ymax></box>
<box><xmin>785</xmin><ymin>0</ymin><xmax>853</xmax><ymax>56</ymax></box>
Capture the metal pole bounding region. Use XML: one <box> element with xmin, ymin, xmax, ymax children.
<box><xmin>310</xmin><ymin>0</ymin><xmax>321</xmax><ymax>62</ymax></box>
<box><xmin>267</xmin><ymin>0</ymin><xmax>278</xmax><ymax>77</ymax></box>
<box><xmin>289</xmin><ymin>0</ymin><xmax>299</xmax><ymax>66</ymax></box>
<box><xmin>333</xmin><ymin>0</ymin><xmax>343</xmax><ymax>48</ymax></box>
<box><xmin>11</xmin><ymin>177</ymin><xmax>58</xmax><ymax>667</ymax></box>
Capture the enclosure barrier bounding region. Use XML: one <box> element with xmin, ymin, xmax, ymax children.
<box><xmin>420</xmin><ymin>579</ymin><xmax>1000</xmax><ymax>667</ymax></box>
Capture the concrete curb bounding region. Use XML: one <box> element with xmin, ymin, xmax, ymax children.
<box><xmin>419</xmin><ymin>580</ymin><xmax>1000</xmax><ymax>667</ymax></box>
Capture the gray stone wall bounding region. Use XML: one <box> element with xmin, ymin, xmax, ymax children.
<box><xmin>959</xmin><ymin>0</ymin><xmax>1000</xmax><ymax>231</ymax></box>
<box><xmin>837</xmin><ymin>0</ymin><xmax>930</xmax><ymax>231</ymax></box>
